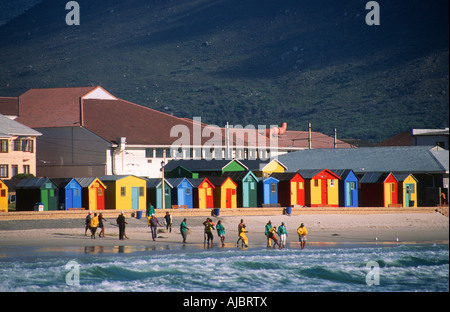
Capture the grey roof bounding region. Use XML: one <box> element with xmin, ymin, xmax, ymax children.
<box><xmin>187</xmin><ymin>178</ymin><xmax>214</xmax><ymax>188</ymax></box>
<box><xmin>222</xmin><ymin>171</ymin><xmax>258</xmax><ymax>182</ymax></box>
<box><xmin>16</xmin><ymin>177</ymin><xmax>55</xmax><ymax>189</ymax></box>
<box><xmin>165</xmin><ymin>177</ymin><xmax>193</xmax><ymax>187</ymax></box>
<box><xmin>278</xmin><ymin>146</ymin><xmax>448</xmax><ymax>174</ymax></box>
<box><xmin>240</xmin><ymin>159</ymin><xmax>287</xmax><ymax>170</ymax></box>
<box><xmin>145</xmin><ymin>178</ymin><xmax>173</xmax><ymax>189</ymax></box>
<box><xmin>75</xmin><ymin>177</ymin><xmax>105</xmax><ymax>188</ymax></box>
<box><xmin>0</xmin><ymin>113</ymin><xmax>42</xmax><ymax>137</ymax></box>
<box><xmin>270</xmin><ymin>172</ymin><xmax>301</xmax><ymax>181</ymax></box>
<box><xmin>360</xmin><ymin>172</ymin><xmax>393</xmax><ymax>184</ymax></box>
<box><xmin>164</xmin><ymin>159</ymin><xmax>247</xmax><ymax>172</ymax></box>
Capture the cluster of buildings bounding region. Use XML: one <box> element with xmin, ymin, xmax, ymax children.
<box><xmin>0</xmin><ymin>86</ymin><xmax>448</xmax><ymax>212</ymax></box>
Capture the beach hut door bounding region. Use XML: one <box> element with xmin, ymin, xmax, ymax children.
<box><xmin>321</xmin><ymin>179</ymin><xmax>328</xmax><ymax>205</ymax></box>
<box><xmin>226</xmin><ymin>188</ymin><xmax>232</xmax><ymax>208</ymax></box>
<box><xmin>199</xmin><ymin>188</ymin><xmax>206</xmax><ymax>209</ymax></box>
<box><xmin>345</xmin><ymin>182</ymin><xmax>353</xmax><ymax>206</ymax></box>
<box><xmin>243</xmin><ymin>181</ymin><xmax>249</xmax><ymax>207</ymax></box>
<box><xmin>89</xmin><ymin>188</ymin><xmax>97</xmax><ymax>210</ymax></box>
<box><xmin>132</xmin><ymin>187</ymin><xmax>139</xmax><ymax>209</ymax></box>
<box><xmin>290</xmin><ymin>181</ymin><xmax>297</xmax><ymax>206</ymax></box>
<box><xmin>66</xmin><ymin>189</ymin><xmax>73</xmax><ymax>209</ymax></box>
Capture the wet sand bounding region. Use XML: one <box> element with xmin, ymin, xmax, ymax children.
<box><xmin>0</xmin><ymin>213</ymin><xmax>448</xmax><ymax>250</ymax></box>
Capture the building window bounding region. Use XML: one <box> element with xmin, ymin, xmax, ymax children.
<box><xmin>23</xmin><ymin>165</ymin><xmax>30</xmax><ymax>175</ymax></box>
<box><xmin>22</xmin><ymin>140</ymin><xmax>34</xmax><ymax>152</ymax></box>
<box><xmin>97</xmin><ymin>188</ymin><xmax>103</xmax><ymax>196</ymax></box>
<box><xmin>121</xmin><ymin>187</ymin><xmax>126</xmax><ymax>197</ymax></box>
<box><xmin>299</xmin><ymin>182</ymin><xmax>304</xmax><ymax>190</ymax></box>
<box><xmin>155</xmin><ymin>148</ymin><xmax>170</xmax><ymax>158</ymax></box>
<box><xmin>186</xmin><ymin>188</ymin><xmax>191</xmax><ymax>196</ymax></box>
<box><xmin>0</xmin><ymin>165</ymin><xmax>8</xmax><ymax>178</ymax></box>
<box><xmin>13</xmin><ymin>139</ymin><xmax>21</xmax><ymax>151</ymax></box>
<box><xmin>139</xmin><ymin>187</ymin><xmax>145</xmax><ymax>197</ymax></box>
<box><xmin>145</xmin><ymin>148</ymin><xmax>154</xmax><ymax>158</ymax></box>
<box><xmin>0</xmin><ymin>140</ymin><xmax>8</xmax><ymax>153</ymax></box>
<box><xmin>314</xmin><ymin>179</ymin><xmax>319</xmax><ymax>187</ymax></box>
<box><xmin>271</xmin><ymin>183</ymin><xmax>276</xmax><ymax>193</ymax></box>
<box><xmin>330</xmin><ymin>180</ymin><xmax>335</xmax><ymax>187</ymax></box>
<box><xmin>11</xmin><ymin>165</ymin><xmax>18</xmax><ymax>177</ymax></box>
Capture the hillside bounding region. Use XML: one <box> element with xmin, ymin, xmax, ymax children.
<box><xmin>0</xmin><ymin>0</ymin><xmax>448</xmax><ymax>142</ymax></box>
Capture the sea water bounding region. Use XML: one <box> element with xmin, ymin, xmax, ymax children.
<box><xmin>0</xmin><ymin>244</ymin><xmax>448</xmax><ymax>292</ymax></box>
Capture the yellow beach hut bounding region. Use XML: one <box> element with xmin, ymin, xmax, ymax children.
<box><xmin>0</xmin><ymin>179</ymin><xmax>8</xmax><ymax>212</ymax></box>
<box><xmin>241</xmin><ymin>159</ymin><xmax>287</xmax><ymax>177</ymax></box>
<box><xmin>208</xmin><ymin>176</ymin><xmax>237</xmax><ymax>208</ymax></box>
<box><xmin>298</xmin><ymin>169</ymin><xmax>340</xmax><ymax>207</ymax></box>
<box><xmin>100</xmin><ymin>175</ymin><xmax>147</xmax><ymax>210</ymax></box>
<box><xmin>395</xmin><ymin>173</ymin><xmax>418</xmax><ymax>207</ymax></box>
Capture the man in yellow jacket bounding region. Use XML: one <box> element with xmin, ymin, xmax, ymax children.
<box><xmin>297</xmin><ymin>223</ymin><xmax>308</xmax><ymax>249</ymax></box>
<box><xmin>90</xmin><ymin>213</ymin><xmax>99</xmax><ymax>239</ymax></box>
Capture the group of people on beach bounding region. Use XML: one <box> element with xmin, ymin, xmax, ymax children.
<box><xmin>182</xmin><ymin>217</ymin><xmax>308</xmax><ymax>249</ymax></box>
<box><xmin>84</xmin><ymin>211</ymin><xmax>308</xmax><ymax>249</ymax></box>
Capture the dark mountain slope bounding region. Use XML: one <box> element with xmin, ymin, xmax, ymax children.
<box><xmin>0</xmin><ymin>0</ymin><xmax>448</xmax><ymax>142</ymax></box>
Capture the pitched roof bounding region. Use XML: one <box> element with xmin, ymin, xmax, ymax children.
<box><xmin>16</xmin><ymin>177</ymin><xmax>55</xmax><ymax>189</ymax></box>
<box><xmin>165</xmin><ymin>159</ymin><xmax>246</xmax><ymax>172</ymax></box>
<box><xmin>279</xmin><ymin>146</ymin><xmax>448</xmax><ymax>174</ymax></box>
<box><xmin>75</xmin><ymin>177</ymin><xmax>106</xmax><ymax>188</ymax></box>
<box><xmin>0</xmin><ymin>113</ymin><xmax>42</xmax><ymax>137</ymax></box>
<box><xmin>188</xmin><ymin>177</ymin><xmax>215</xmax><ymax>188</ymax></box>
<box><xmin>269</xmin><ymin>172</ymin><xmax>301</xmax><ymax>181</ymax></box>
<box><xmin>360</xmin><ymin>172</ymin><xmax>395</xmax><ymax>183</ymax></box>
<box><xmin>165</xmin><ymin>177</ymin><xmax>193</xmax><ymax>187</ymax></box>
<box><xmin>0</xmin><ymin>97</ymin><xmax>18</xmax><ymax>116</ymax></box>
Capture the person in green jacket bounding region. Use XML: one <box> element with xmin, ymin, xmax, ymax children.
<box><xmin>216</xmin><ymin>220</ymin><xmax>226</xmax><ymax>247</ymax></box>
<box><xmin>277</xmin><ymin>222</ymin><xmax>288</xmax><ymax>248</ymax></box>
<box><xmin>265</xmin><ymin>220</ymin><xmax>272</xmax><ymax>248</ymax></box>
<box><xmin>180</xmin><ymin>218</ymin><xmax>189</xmax><ymax>243</ymax></box>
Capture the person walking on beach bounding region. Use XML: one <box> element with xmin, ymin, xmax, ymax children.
<box><xmin>297</xmin><ymin>223</ymin><xmax>308</xmax><ymax>249</ymax></box>
<box><xmin>216</xmin><ymin>220</ymin><xmax>226</xmax><ymax>247</ymax></box>
<box><xmin>268</xmin><ymin>226</ymin><xmax>281</xmax><ymax>249</ymax></box>
<box><xmin>278</xmin><ymin>222</ymin><xmax>288</xmax><ymax>248</ymax></box>
<box><xmin>204</xmin><ymin>218</ymin><xmax>215</xmax><ymax>246</ymax></box>
<box><xmin>117</xmin><ymin>212</ymin><xmax>128</xmax><ymax>240</ymax></box>
<box><xmin>265</xmin><ymin>220</ymin><xmax>273</xmax><ymax>248</ymax></box>
<box><xmin>239</xmin><ymin>224</ymin><xmax>249</xmax><ymax>248</ymax></box>
<box><xmin>84</xmin><ymin>211</ymin><xmax>92</xmax><ymax>236</ymax></box>
<box><xmin>180</xmin><ymin>218</ymin><xmax>189</xmax><ymax>243</ymax></box>
<box><xmin>90</xmin><ymin>213</ymin><xmax>99</xmax><ymax>239</ymax></box>
<box><xmin>148</xmin><ymin>214</ymin><xmax>162</xmax><ymax>241</ymax></box>
<box><xmin>164</xmin><ymin>211</ymin><xmax>173</xmax><ymax>233</ymax></box>
<box><xmin>203</xmin><ymin>218</ymin><xmax>215</xmax><ymax>243</ymax></box>
<box><xmin>98</xmin><ymin>213</ymin><xmax>106</xmax><ymax>238</ymax></box>
<box><xmin>237</xmin><ymin>219</ymin><xmax>245</xmax><ymax>245</ymax></box>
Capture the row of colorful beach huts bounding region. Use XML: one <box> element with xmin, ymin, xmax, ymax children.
<box><xmin>0</xmin><ymin>159</ymin><xmax>419</xmax><ymax>212</ymax></box>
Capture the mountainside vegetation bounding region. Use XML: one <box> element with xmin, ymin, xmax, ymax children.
<box><xmin>0</xmin><ymin>0</ymin><xmax>448</xmax><ymax>142</ymax></box>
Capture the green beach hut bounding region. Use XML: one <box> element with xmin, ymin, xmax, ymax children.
<box><xmin>15</xmin><ymin>178</ymin><xmax>58</xmax><ymax>211</ymax></box>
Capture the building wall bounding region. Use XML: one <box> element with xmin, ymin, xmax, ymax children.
<box><xmin>0</xmin><ymin>135</ymin><xmax>38</xmax><ymax>179</ymax></box>
<box><xmin>35</xmin><ymin>127</ymin><xmax>110</xmax><ymax>178</ymax></box>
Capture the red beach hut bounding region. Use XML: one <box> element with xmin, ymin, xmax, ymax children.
<box><xmin>360</xmin><ymin>172</ymin><xmax>398</xmax><ymax>207</ymax></box>
<box><xmin>270</xmin><ymin>172</ymin><xmax>305</xmax><ymax>207</ymax></box>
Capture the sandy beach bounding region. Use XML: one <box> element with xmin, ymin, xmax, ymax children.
<box><xmin>0</xmin><ymin>212</ymin><xmax>448</xmax><ymax>250</ymax></box>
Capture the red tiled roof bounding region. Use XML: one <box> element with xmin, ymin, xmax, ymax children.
<box><xmin>15</xmin><ymin>87</ymin><xmax>97</xmax><ymax>127</ymax></box>
<box><xmin>377</xmin><ymin>131</ymin><xmax>411</xmax><ymax>147</ymax></box>
<box><xmin>0</xmin><ymin>97</ymin><xmax>19</xmax><ymax>116</ymax></box>
<box><xmin>6</xmin><ymin>86</ymin><xmax>351</xmax><ymax>149</ymax></box>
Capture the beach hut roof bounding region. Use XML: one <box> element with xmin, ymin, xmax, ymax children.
<box><xmin>392</xmin><ymin>173</ymin><xmax>418</xmax><ymax>182</ymax></box>
<box><xmin>75</xmin><ymin>177</ymin><xmax>106</xmax><ymax>189</ymax></box>
<box><xmin>222</xmin><ymin>170</ymin><xmax>257</xmax><ymax>182</ymax></box>
<box><xmin>51</xmin><ymin>178</ymin><xmax>80</xmax><ymax>188</ymax></box>
<box><xmin>164</xmin><ymin>159</ymin><xmax>248</xmax><ymax>172</ymax></box>
<box><xmin>270</xmin><ymin>172</ymin><xmax>301</xmax><ymax>181</ymax></box>
<box><xmin>330</xmin><ymin>169</ymin><xmax>356</xmax><ymax>179</ymax></box>
<box><xmin>188</xmin><ymin>178</ymin><xmax>215</xmax><ymax>188</ymax></box>
<box><xmin>240</xmin><ymin>159</ymin><xmax>287</xmax><ymax>171</ymax></box>
<box><xmin>145</xmin><ymin>178</ymin><xmax>173</xmax><ymax>189</ymax></box>
<box><xmin>207</xmin><ymin>176</ymin><xmax>237</xmax><ymax>187</ymax></box>
<box><xmin>165</xmin><ymin>177</ymin><xmax>193</xmax><ymax>187</ymax></box>
<box><xmin>360</xmin><ymin>172</ymin><xmax>396</xmax><ymax>183</ymax></box>
<box><xmin>16</xmin><ymin>177</ymin><xmax>55</xmax><ymax>189</ymax></box>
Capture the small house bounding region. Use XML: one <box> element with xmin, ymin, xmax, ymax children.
<box><xmin>0</xmin><ymin>179</ymin><xmax>8</xmax><ymax>212</ymax></box>
<box><xmin>166</xmin><ymin>177</ymin><xmax>193</xmax><ymax>208</ymax></box>
<box><xmin>360</xmin><ymin>172</ymin><xmax>398</xmax><ymax>207</ymax></box>
<box><xmin>270</xmin><ymin>172</ymin><xmax>305</xmax><ymax>207</ymax></box>
<box><xmin>394</xmin><ymin>173</ymin><xmax>418</xmax><ymax>207</ymax></box>
<box><xmin>53</xmin><ymin>178</ymin><xmax>82</xmax><ymax>210</ymax></box>
<box><xmin>332</xmin><ymin>169</ymin><xmax>359</xmax><ymax>207</ymax></box>
<box><xmin>146</xmin><ymin>178</ymin><xmax>173</xmax><ymax>209</ymax></box>
<box><xmin>100</xmin><ymin>175</ymin><xmax>147</xmax><ymax>210</ymax></box>
<box><xmin>75</xmin><ymin>177</ymin><xmax>106</xmax><ymax>210</ymax></box>
<box><xmin>189</xmin><ymin>177</ymin><xmax>215</xmax><ymax>209</ymax></box>
<box><xmin>223</xmin><ymin>171</ymin><xmax>258</xmax><ymax>208</ymax></box>
<box><xmin>257</xmin><ymin>176</ymin><xmax>279</xmax><ymax>206</ymax></box>
<box><xmin>298</xmin><ymin>169</ymin><xmax>340</xmax><ymax>207</ymax></box>
<box><xmin>208</xmin><ymin>176</ymin><xmax>237</xmax><ymax>208</ymax></box>
<box><xmin>241</xmin><ymin>159</ymin><xmax>287</xmax><ymax>177</ymax></box>
<box><xmin>15</xmin><ymin>178</ymin><xmax>58</xmax><ymax>211</ymax></box>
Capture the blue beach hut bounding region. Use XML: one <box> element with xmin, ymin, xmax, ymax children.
<box><xmin>166</xmin><ymin>177</ymin><xmax>193</xmax><ymax>208</ymax></box>
<box><xmin>257</xmin><ymin>176</ymin><xmax>279</xmax><ymax>206</ymax></box>
<box><xmin>332</xmin><ymin>169</ymin><xmax>359</xmax><ymax>207</ymax></box>
<box><xmin>53</xmin><ymin>178</ymin><xmax>83</xmax><ymax>210</ymax></box>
